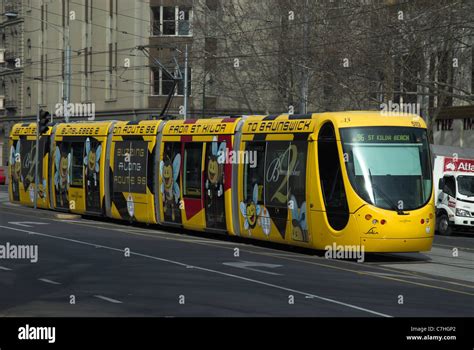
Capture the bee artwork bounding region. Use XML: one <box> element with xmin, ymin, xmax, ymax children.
<box><xmin>160</xmin><ymin>148</ymin><xmax>181</xmax><ymax>223</ymax></box>
<box><xmin>240</xmin><ymin>183</ymin><xmax>261</xmax><ymax>236</ymax></box>
<box><xmin>9</xmin><ymin>140</ymin><xmax>21</xmax><ymax>201</ymax></box>
<box><xmin>290</xmin><ymin>195</ymin><xmax>308</xmax><ymax>242</ymax></box>
<box><xmin>36</xmin><ymin>179</ymin><xmax>48</xmax><ymax>203</ymax></box>
<box><xmin>83</xmin><ymin>138</ymin><xmax>102</xmax><ymax>212</ymax></box>
<box><xmin>205</xmin><ymin>139</ymin><xmax>226</xmax><ymax>228</ymax></box>
<box><xmin>54</xmin><ymin>144</ymin><xmax>71</xmax><ymax>209</ymax></box>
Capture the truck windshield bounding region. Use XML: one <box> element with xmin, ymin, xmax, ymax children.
<box><xmin>457</xmin><ymin>176</ymin><xmax>474</xmax><ymax>197</ymax></box>
<box><xmin>340</xmin><ymin>126</ymin><xmax>432</xmax><ymax>211</ymax></box>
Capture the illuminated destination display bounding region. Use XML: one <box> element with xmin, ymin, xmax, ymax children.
<box><xmin>341</xmin><ymin>127</ymin><xmax>424</xmax><ymax>143</ymax></box>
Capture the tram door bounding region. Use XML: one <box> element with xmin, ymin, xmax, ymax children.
<box><xmin>182</xmin><ymin>143</ymin><xmax>204</xmax><ymax>227</ymax></box>
<box><xmin>204</xmin><ymin>140</ymin><xmax>226</xmax><ymax>230</ymax></box>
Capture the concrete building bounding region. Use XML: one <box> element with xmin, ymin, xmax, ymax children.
<box><xmin>0</xmin><ymin>0</ymin><xmax>210</xmax><ymax>172</ymax></box>
<box><xmin>0</xmin><ymin>0</ymin><xmax>472</xmax><ymax>174</ymax></box>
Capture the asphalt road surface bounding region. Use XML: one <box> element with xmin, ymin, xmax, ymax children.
<box><xmin>0</xmin><ymin>186</ymin><xmax>473</xmax><ymax>317</ymax></box>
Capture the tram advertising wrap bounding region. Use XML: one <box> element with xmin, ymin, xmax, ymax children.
<box><xmin>9</xmin><ymin>112</ymin><xmax>435</xmax><ymax>253</ymax></box>
<box><xmin>113</xmin><ymin>141</ymin><xmax>148</xmax><ymax>194</ymax></box>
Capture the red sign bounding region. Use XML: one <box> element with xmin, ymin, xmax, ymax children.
<box><xmin>444</xmin><ymin>157</ymin><xmax>474</xmax><ymax>173</ymax></box>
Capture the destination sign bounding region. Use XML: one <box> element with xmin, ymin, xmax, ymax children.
<box><xmin>165</xmin><ymin>122</ymin><xmax>234</xmax><ymax>135</ymax></box>
<box><xmin>244</xmin><ymin>120</ymin><xmax>314</xmax><ymax>133</ymax></box>
<box><xmin>341</xmin><ymin>127</ymin><xmax>425</xmax><ymax>144</ymax></box>
<box><xmin>59</xmin><ymin>125</ymin><xmax>101</xmax><ymax>136</ymax></box>
<box><xmin>12</xmin><ymin>125</ymin><xmax>37</xmax><ymax>135</ymax></box>
<box><xmin>113</xmin><ymin>123</ymin><xmax>158</xmax><ymax>135</ymax></box>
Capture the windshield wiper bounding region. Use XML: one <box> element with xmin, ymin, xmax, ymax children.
<box><xmin>368</xmin><ymin>168</ymin><xmax>407</xmax><ymax>215</ymax></box>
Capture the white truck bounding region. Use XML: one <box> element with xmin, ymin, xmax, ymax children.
<box><xmin>431</xmin><ymin>145</ymin><xmax>474</xmax><ymax>235</ymax></box>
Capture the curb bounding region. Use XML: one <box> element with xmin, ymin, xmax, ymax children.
<box><xmin>55</xmin><ymin>213</ymin><xmax>81</xmax><ymax>220</ymax></box>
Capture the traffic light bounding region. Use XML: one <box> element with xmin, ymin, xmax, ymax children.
<box><xmin>38</xmin><ymin>109</ymin><xmax>50</xmax><ymax>134</ymax></box>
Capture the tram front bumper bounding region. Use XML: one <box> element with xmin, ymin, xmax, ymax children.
<box><xmin>360</xmin><ymin>236</ymin><xmax>433</xmax><ymax>253</ymax></box>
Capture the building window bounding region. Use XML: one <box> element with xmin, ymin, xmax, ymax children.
<box><xmin>151</xmin><ymin>6</ymin><xmax>192</xmax><ymax>36</ymax></box>
<box><xmin>152</xmin><ymin>67</ymin><xmax>191</xmax><ymax>96</ymax></box>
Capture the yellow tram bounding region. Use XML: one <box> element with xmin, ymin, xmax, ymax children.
<box><xmin>8</xmin><ymin>112</ymin><xmax>435</xmax><ymax>252</ymax></box>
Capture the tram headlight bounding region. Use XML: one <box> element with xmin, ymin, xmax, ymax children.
<box><xmin>456</xmin><ymin>209</ymin><xmax>471</xmax><ymax>217</ymax></box>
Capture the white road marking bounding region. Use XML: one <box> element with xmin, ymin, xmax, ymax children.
<box><xmin>0</xmin><ymin>224</ymin><xmax>392</xmax><ymax>317</ymax></box>
<box><xmin>94</xmin><ymin>295</ymin><xmax>123</xmax><ymax>304</ymax></box>
<box><xmin>0</xmin><ymin>266</ymin><xmax>12</xmax><ymax>271</ymax></box>
<box><xmin>8</xmin><ymin>221</ymin><xmax>49</xmax><ymax>228</ymax></box>
<box><xmin>38</xmin><ymin>278</ymin><xmax>61</xmax><ymax>285</ymax></box>
<box><xmin>223</xmin><ymin>261</ymin><xmax>283</xmax><ymax>276</ymax></box>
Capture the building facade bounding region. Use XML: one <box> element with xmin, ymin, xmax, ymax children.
<box><xmin>1</xmin><ymin>0</ymin><xmax>473</xmax><ymax>174</ymax></box>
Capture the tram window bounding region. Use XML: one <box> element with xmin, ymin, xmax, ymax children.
<box><xmin>184</xmin><ymin>143</ymin><xmax>203</xmax><ymax>198</ymax></box>
<box><xmin>318</xmin><ymin>123</ymin><xmax>349</xmax><ymax>230</ymax></box>
<box><xmin>265</xmin><ymin>141</ymin><xmax>290</xmax><ymax>208</ymax></box>
<box><xmin>70</xmin><ymin>142</ymin><xmax>85</xmax><ymax>188</ymax></box>
<box><xmin>288</xmin><ymin>141</ymin><xmax>307</xmax><ymax>204</ymax></box>
<box><xmin>19</xmin><ymin>139</ymin><xmax>35</xmax><ymax>187</ymax></box>
<box><xmin>244</xmin><ymin>142</ymin><xmax>265</xmax><ymax>204</ymax></box>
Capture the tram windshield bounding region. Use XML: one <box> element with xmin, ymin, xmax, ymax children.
<box><xmin>340</xmin><ymin>126</ymin><xmax>432</xmax><ymax>211</ymax></box>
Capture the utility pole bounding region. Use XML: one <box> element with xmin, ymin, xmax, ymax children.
<box><xmin>184</xmin><ymin>44</ymin><xmax>189</xmax><ymax>120</ymax></box>
<box><xmin>34</xmin><ymin>107</ymin><xmax>40</xmax><ymax>209</ymax></box>
<box><xmin>63</xmin><ymin>2</ymin><xmax>71</xmax><ymax>123</ymax></box>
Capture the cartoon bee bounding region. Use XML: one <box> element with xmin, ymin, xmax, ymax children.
<box><xmin>10</xmin><ymin>141</ymin><xmax>21</xmax><ymax>200</ymax></box>
<box><xmin>290</xmin><ymin>195</ymin><xmax>308</xmax><ymax>242</ymax></box>
<box><xmin>84</xmin><ymin>138</ymin><xmax>102</xmax><ymax>174</ymax></box>
<box><xmin>206</xmin><ymin>138</ymin><xmax>226</xmax><ymax>198</ymax></box>
<box><xmin>160</xmin><ymin>153</ymin><xmax>181</xmax><ymax>221</ymax></box>
<box><xmin>55</xmin><ymin>145</ymin><xmax>71</xmax><ymax>207</ymax></box>
<box><xmin>84</xmin><ymin>138</ymin><xmax>102</xmax><ymax>210</ymax></box>
<box><xmin>37</xmin><ymin>179</ymin><xmax>47</xmax><ymax>201</ymax></box>
<box><xmin>240</xmin><ymin>183</ymin><xmax>261</xmax><ymax>235</ymax></box>
<box><xmin>84</xmin><ymin>138</ymin><xmax>102</xmax><ymax>187</ymax></box>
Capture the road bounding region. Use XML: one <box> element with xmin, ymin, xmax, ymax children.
<box><xmin>0</xmin><ymin>186</ymin><xmax>473</xmax><ymax>317</ymax></box>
